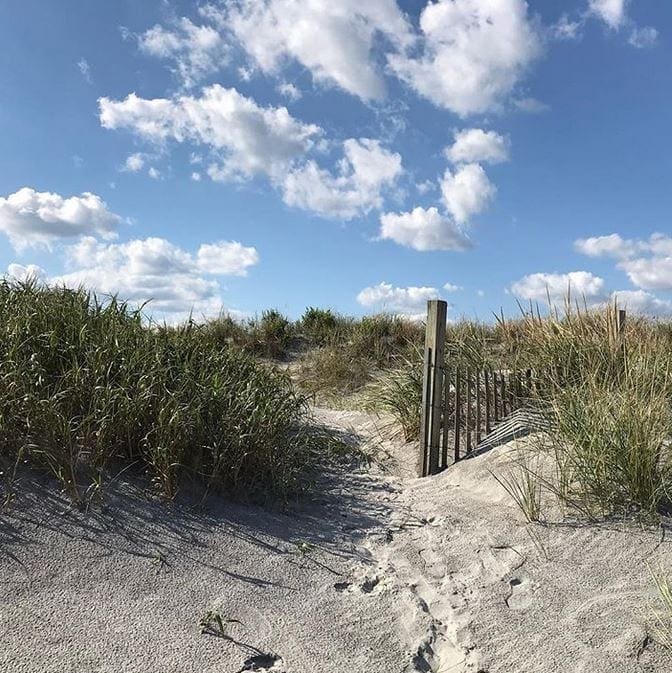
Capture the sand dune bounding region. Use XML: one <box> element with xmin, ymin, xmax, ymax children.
<box><xmin>1</xmin><ymin>408</ymin><xmax>671</xmax><ymax>672</ymax></box>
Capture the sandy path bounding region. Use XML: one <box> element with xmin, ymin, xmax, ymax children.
<box><xmin>1</xmin><ymin>407</ymin><xmax>672</xmax><ymax>672</ymax></box>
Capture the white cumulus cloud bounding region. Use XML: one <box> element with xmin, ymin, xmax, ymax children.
<box><xmin>281</xmin><ymin>138</ymin><xmax>402</xmax><ymax>219</ymax></box>
<box><xmin>575</xmin><ymin>233</ymin><xmax>672</xmax><ymax>290</ymax></box>
<box><xmin>0</xmin><ymin>187</ymin><xmax>122</xmax><ymax>251</ymax></box>
<box><xmin>619</xmin><ymin>256</ymin><xmax>672</xmax><ymax>291</ymax></box>
<box><xmin>277</xmin><ymin>81</ymin><xmax>302</xmax><ymax>101</ymax></box>
<box><xmin>196</xmin><ymin>241</ymin><xmax>259</xmax><ymax>276</ymax></box>
<box><xmin>440</xmin><ymin>163</ymin><xmax>496</xmax><ymax>225</ymax></box>
<box><xmin>99</xmin><ymin>85</ymin><xmax>322</xmax><ymax>181</ymax></box>
<box><xmin>628</xmin><ymin>26</ymin><xmax>658</xmax><ymax>48</ymax></box>
<box><xmin>138</xmin><ymin>17</ymin><xmax>230</xmax><ymax>87</ymax></box>
<box><xmin>445</xmin><ymin>128</ymin><xmax>510</xmax><ymax>165</ymax></box>
<box><xmin>50</xmin><ymin>236</ymin><xmax>259</xmax><ymax>323</ymax></box>
<box><xmin>574</xmin><ymin>233</ymin><xmax>636</xmax><ymax>259</ymax></box>
<box><xmin>379</xmin><ymin>206</ymin><xmax>471</xmax><ymax>251</ymax></box>
<box><xmin>225</xmin><ymin>0</ymin><xmax>412</xmax><ymax>101</ymax></box>
<box><xmin>510</xmin><ymin>271</ymin><xmax>606</xmax><ymax>303</ymax></box>
<box><xmin>388</xmin><ymin>0</ymin><xmax>542</xmax><ymax>116</ymax></box>
<box><xmin>357</xmin><ymin>281</ymin><xmax>442</xmax><ymax>319</ymax></box>
<box><xmin>610</xmin><ymin>290</ymin><xmax>672</xmax><ymax>317</ymax></box>
<box><xmin>588</xmin><ymin>0</ymin><xmax>626</xmax><ymax>30</ymax></box>
<box><xmin>124</xmin><ymin>153</ymin><xmax>146</xmax><ymax>172</ymax></box>
<box><xmin>5</xmin><ymin>263</ymin><xmax>47</xmax><ymax>283</ymax></box>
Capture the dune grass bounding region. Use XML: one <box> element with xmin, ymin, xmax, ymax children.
<box><xmin>0</xmin><ymin>281</ymin><xmax>344</xmax><ymax>508</ymax></box>
<box><xmin>497</xmin><ymin>302</ymin><xmax>672</xmax><ymax>519</ymax></box>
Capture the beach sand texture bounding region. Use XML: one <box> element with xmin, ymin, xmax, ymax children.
<box><xmin>1</xmin><ymin>408</ymin><xmax>671</xmax><ymax>672</ymax></box>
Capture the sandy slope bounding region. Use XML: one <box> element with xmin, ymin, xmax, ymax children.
<box><xmin>1</xmin><ymin>408</ymin><xmax>672</xmax><ymax>672</ymax></box>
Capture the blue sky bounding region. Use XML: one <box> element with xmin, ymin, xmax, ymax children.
<box><xmin>1</xmin><ymin>0</ymin><xmax>671</xmax><ymax>322</ymax></box>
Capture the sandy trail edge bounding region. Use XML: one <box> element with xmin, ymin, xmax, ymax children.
<box><xmin>1</xmin><ymin>407</ymin><xmax>672</xmax><ymax>673</ymax></box>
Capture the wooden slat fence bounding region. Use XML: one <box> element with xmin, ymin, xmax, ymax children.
<box><xmin>419</xmin><ymin>301</ymin><xmax>627</xmax><ymax>477</ymax></box>
<box><xmin>420</xmin><ymin>363</ymin><xmax>536</xmax><ymax>476</ymax></box>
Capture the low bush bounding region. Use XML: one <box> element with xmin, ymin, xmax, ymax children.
<box><xmin>247</xmin><ymin>309</ymin><xmax>293</xmax><ymax>360</ymax></box>
<box><xmin>300</xmin><ymin>307</ymin><xmax>341</xmax><ymax>346</ymax></box>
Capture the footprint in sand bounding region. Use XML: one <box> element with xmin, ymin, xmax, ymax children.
<box><xmin>334</xmin><ymin>573</ymin><xmax>383</xmax><ymax>595</ymax></box>
<box><xmin>505</xmin><ymin>575</ymin><xmax>533</xmax><ymax>611</ymax></box>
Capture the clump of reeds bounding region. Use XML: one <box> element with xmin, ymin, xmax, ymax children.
<box><xmin>499</xmin><ymin>300</ymin><xmax>672</xmax><ymax>519</ymax></box>
<box><xmin>363</xmin><ymin>346</ymin><xmax>424</xmax><ymax>441</ymax></box>
<box><xmin>0</xmin><ymin>281</ymin><xmax>337</xmax><ymax>507</ymax></box>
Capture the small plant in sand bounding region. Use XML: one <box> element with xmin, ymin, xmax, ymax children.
<box><xmin>150</xmin><ymin>551</ymin><xmax>169</xmax><ymax>574</ymax></box>
<box><xmin>199</xmin><ymin>611</ymin><xmax>241</xmax><ymax>638</ymax></box>
<box><xmin>491</xmin><ymin>461</ymin><xmax>544</xmax><ymax>523</ymax></box>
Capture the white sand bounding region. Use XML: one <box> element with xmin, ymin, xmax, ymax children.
<box><xmin>1</xmin><ymin>408</ymin><xmax>671</xmax><ymax>672</ymax></box>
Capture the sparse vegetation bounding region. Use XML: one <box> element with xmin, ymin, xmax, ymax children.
<box><xmin>199</xmin><ymin>610</ymin><xmax>240</xmax><ymax>638</ymax></box>
<box><xmin>490</xmin><ymin>461</ymin><xmax>544</xmax><ymax>523</ymax></box>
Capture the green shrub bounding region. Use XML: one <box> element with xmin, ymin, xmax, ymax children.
<box><xmin>363</xmin><ymin>347</ymin><xmax>424</xmax><ymax>441</ymax></box>
<box><xmin>349</xmin><ymin>314</ymin><xmax>423</xmax><ymax>367</ymax></box>
<box><xmin>247</xmin><ymin>309</ymin><xmax>293</xmax><ymax>359</ymax></box>
<box><xmin>296</xmin><ymin>346</ymin><xmax>374</xmax><ymax>400</ymax></box>
<box><xmin>300</xmin><ymin>307</ymin><xmax>340</xmax><ymax>346</ymax></box>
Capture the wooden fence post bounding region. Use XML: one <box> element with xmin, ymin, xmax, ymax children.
<box><xmin>419</xmin><ymin>300</ymin><xmax>447</xmax><ymax>476</ymax></box>
<box><xmin>617</xmin><ymin>309</ymin><xmax>626</xmax><ymax>335</ymax></box>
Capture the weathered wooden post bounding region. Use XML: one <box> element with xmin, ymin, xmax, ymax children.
<box><xmin>617</xmin><ymin>309</ymin><xmax>626</xmax><ymax>335</ymax></box>
<box><xmin>466</xmin><ymin>370</ymin><xmax>472</xmax><ymax>454</ymax></box>
<box><xmin>419</xmin><ymin>300</ymin><xmax>447</xmax><ymax>476</ymax></box>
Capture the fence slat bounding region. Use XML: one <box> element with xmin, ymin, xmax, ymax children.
<box><xmin>466</xmin><ymin>370</ymin><xmax>472</xmax><ymax>454</ymax></box>
<box><xmin>493</xmin><ymin>371</ymin><xmax>499</xmax><ymax>422</ymax></box>
<box><xmin>454</xmin><ymin>367</ymin><xmax>461</xmax><ymax>463</ymax></box>
<box><xmin>419</xmin><ymin>352</ymin><xmax>432</xmax><ymax>477</ymax></box>
<box><xmin>441</xmin><ymin>368</ymin><xmax>450</xmax><ymax>470</ymax></box>
<box><xmin>501</xmin><ymin>372</ymin><xmax>511</xmax><ymax>418</ymax></box>
<box><xmin>485</xmin><ymin>369</ymin><xmax>491</xmax><ymax>434</ymax></box>
<box><xmin>475</xmin><ymin>370</ymin><xmax>482</xmax><ymax>446</ymax></box>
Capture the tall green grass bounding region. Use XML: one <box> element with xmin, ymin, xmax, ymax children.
<box><xmin>0</xmin><ymin>281</ymin><xmax>330</xmax><ymax>507</ymax></box>
<box><xmin>498</xmin><ymin>302</ymin><xmax>672</xmax><ymax>518</ymax></box>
